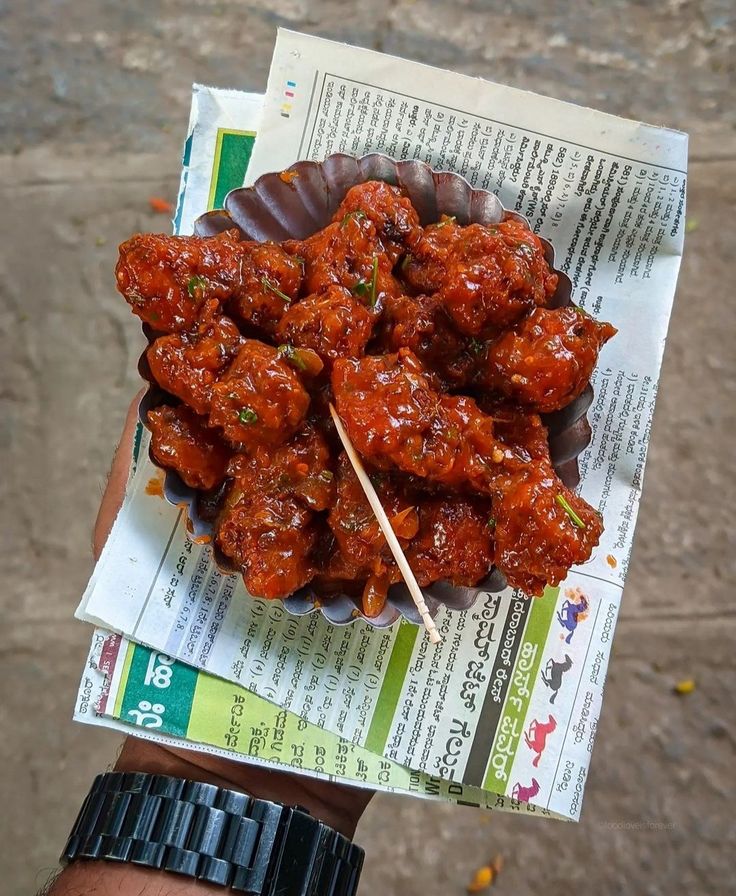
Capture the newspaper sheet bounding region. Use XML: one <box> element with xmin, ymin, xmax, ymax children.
<box><xmin>75</xmin><ymin>630</ymin><xmax>560</xmax><ymax>817</ymax></box>
<box><xmin>76</xmin><ymin>35</ymin><xmax>687</xmax><ymax>821</ymax></box>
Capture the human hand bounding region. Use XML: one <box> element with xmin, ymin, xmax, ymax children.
<box><xmin>93</xmin><ymin>395</ymin><xmax>373</xmax><ymax>838</ymax></box>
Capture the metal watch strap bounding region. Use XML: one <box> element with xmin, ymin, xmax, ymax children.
<box><xmin>61</xmin><ymin>772</ymin><xmax>364</xmax><ymax>895</ymax></box>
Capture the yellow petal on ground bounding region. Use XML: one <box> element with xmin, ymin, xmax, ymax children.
<box><xmin>674</xmin><ymin>678</ymin><xmax>696</xmax><ymax>695</ymax></box>
<box><xmin>467</xmin><ymin>865</ymin><xmax>493</xmax><ymax>893</ymax></box>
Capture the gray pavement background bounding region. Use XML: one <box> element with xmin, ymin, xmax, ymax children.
<box><xmin>1</xmin><ymin>1</ymin><xmax>734</xmax><ymax>893</ymax></box>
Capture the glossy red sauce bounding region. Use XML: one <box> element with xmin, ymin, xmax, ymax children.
<box><xmin>117</xmin><ymin>180</ymin><xmax>615</xmax><ymax>614</ymax></box>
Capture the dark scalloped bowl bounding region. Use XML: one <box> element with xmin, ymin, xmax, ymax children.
<box><xmin>138</xmin><ymin>153</ymin><xmax>594</xmax><ymax>628</ymax></box>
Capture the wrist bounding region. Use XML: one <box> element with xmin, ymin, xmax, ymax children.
<box><xmin>115</xmin><ymin>736</ymin><xmax>371</xmax><ymax>838</ymax></box>
<box><xmin>52</xmin><ymin>756</ymin><xmax>369</xmax><ymax>896</ymax></box>
<box><xmin>52</xmin><ymin>861</ymin><xmax>226</xmax><ymax>895</ymax></box>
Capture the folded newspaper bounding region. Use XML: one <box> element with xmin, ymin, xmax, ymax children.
<box><xmin>75</xmin><ymin>30</ymin><xmax>687</xmax><ymax>822</ymax></box>
<box><xmin>76</xmin><ymin>629</ymin><xmax>556</xmax><ymax>816</ymax></box>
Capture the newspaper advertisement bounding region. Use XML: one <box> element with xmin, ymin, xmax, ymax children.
<box><xmin>175</xmin><ymin>84</ymin><xmax>262</xmax><ymax>237</ymax></box>
<box><xmin>76</xmin><ymin>34</ymin><xmax>687</xmax><ymax>821</ymax></box>
<box><xmin>75</xmin><ymin>630</ymin><xmax>560</xmax><ymax>818</ymax></box>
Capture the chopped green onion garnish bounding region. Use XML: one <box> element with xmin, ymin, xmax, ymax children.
<box><xmin>261</xmin><ymin>277</ymin><xmax>292</xmax><ymax>303</ymax></box>
<box><xmin>342</xmin><ymin>210</ymin><xmax>367</xmax><ymax>227</ymax></box>
<box><xmin>556</xmin><ymin>494</ymin><xmax>586</xmax><ymax>529</ymax></box>
<box><xmin>468</xmin><ymin>338</ymin><xmax>485</xmax><ymax>356</ymax></box>
<box><xmin>238</xmin><ymin>407</ymin><xmax>258</xmax><ymax>424</ymax></box>
<box><xmin>369</xmin><ymin>255</ymin><xmax>379</xmax><ymax>307</ymax></box>
<box><xmin>435</xmin><ymin>215</ymin><xmax>456</xmax><ymax>228</ymax></box>
<box><xmin>277</xmin><ymin>343</ymin><xmax>307</xmax><ymax>371</ymax></box>
<box><xmin>187</xmin><ymin>275</ymin><xmax>207</xmax><ymax>299</ymax></box>
<box><xmin>487</xmin><ymin>516</ymin><xmax>496</xmax><ymax>529</ymax></box>
<box><xmin>353</xmin><ymin>256</ymin><xmax>379</xmax><ymax>304</ymax></box>
<box><xmin>319</xmin><ymin>470</ymin><xmax>334</xmax><ymax>482</ymax></box>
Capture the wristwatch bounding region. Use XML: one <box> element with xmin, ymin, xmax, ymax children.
<box><xmin>61</xmin><ymin>772</ymin><xmax>364</xmax><ymax>894</ymax></box>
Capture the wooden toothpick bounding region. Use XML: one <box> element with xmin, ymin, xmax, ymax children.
<box><xmin>329</xmin><ymin>403</ymin><xmax>442</xmax><ymax>644</ymax></box>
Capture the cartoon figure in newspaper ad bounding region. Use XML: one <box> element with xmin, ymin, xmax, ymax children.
<box><xmin>524</xmin><ymin>714</ymin><xmax>557</xmax><ymax>767</ymax></box>
<box><xmin>556</xmin><ymin>586</ymin><xmax>590</xmax><ymax>644</ymax></box>
<box><xmin>511</xmin><ymin>777</ymin><xmax>541</xmax><ymax>803</ymax></box>
<box><xmin>540</xmin><ymin>654</ymin><xmax>574</xmax><ymax>704</ymax></box>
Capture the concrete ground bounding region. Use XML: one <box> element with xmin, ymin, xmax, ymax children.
<box><xmin>1</xmin><ymin>1</ymin><xmax>734</xmax><ymax>893</ymax></box>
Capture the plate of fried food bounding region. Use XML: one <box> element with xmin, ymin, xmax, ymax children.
<box><xmin>116</xmin><ymin>154</ymin><xmax>616</xmax><ymax>628</ymax></box>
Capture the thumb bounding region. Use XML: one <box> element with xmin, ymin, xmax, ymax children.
<box><xmin>92</xmin><ymin>391</ymin><xmax>145</xmax><ymax>560</ymax></box>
